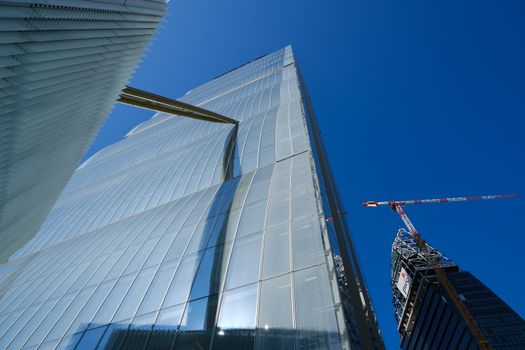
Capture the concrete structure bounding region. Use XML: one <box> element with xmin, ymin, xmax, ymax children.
<box><xmin>0</xmin><ymin>0</ymin><xmax>166</xmax><ymax>261</ymax></box>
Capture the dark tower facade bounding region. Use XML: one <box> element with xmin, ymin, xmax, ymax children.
<box><xmin>391</xmin><ymin>228</ymin><xmax>525</xmax><ymax>349</ymax></box>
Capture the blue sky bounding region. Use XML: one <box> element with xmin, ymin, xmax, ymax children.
<box><xmin>84</xmin><ymin>1</ymin><xmax>525</xmax><ymax>347</ymax></box>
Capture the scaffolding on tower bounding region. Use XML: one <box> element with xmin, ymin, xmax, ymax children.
<box><xmin>390</xmin><ymin>227</ymin><xmax>458</xmax><ymax>335</ymax></box>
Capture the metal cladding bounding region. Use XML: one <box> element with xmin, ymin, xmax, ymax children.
<box><xmin>0</xmin><ymin>47</ymin><xmax>382</xmax><ymax>349</ymax></box>
<box><xmin>0</xmin><ymin>0</ymin><xmax>166</xmax><ymax>262</ymax></box>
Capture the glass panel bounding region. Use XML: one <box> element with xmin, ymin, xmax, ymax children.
<box><xmin>113</xmin><ymin>266</ymin><xmax>156</xmax><ymax>322</ymax></box>
<box><xmin>155</xmin><ymin>304</ymin><xmax>184</xmax><ymax>331</ymax></box>
<box><xmin>206</xmin><ymin>213</ymin><xmax>229</xmax><ymax>248</ymax></box>
<box><xmin>261</xmin><ymin>222</ymin><xmax>290</xmax><ymax>279</ymax></box>
<box><xmin>241</xmin><ymin>151</ymin><xmax>257</xmax><ymax>172</ymax></box>
<box><xmin>144</xmin><ymin>234</ymin><xmax>175</xmax><ymax>268</ymax></box>
<box><xmin>208</xmin><ymin>187</ymin><xmax>235</xmax><ymax>218</ymax></box>
<box><xmin>7</xmin><ymin>299</ymin><xmax>55</xmax><ymax>350</ymax></box>
<box><xmin>85</xmin><ymin>251</ymin><xmax>122</xmax><ymax>287</ymax></box>
<box><xmin>95</xmin><ymin>321</ymin><xmax>129</xmax><ymax>350</ymax></box>
<box><xmin>292</xmin><ymin>216</ymin><xmax>325</xmax><ymax>270</ymax></box>
<box><xmin>162</xmin><ymin>252</ymin><xmax>203</xmax><ymax>308</ymax></box>
<box><xmin>56</xmin><ymin>333</ymin><xmax>82</xmax><ymax>350</ymax></box>
<box><xmin>257</xmin><ymin>275</ymin><xmax>294</xmax><ymax>350</ymax></box>
<box><xmin>76</xmin><ymin>326</ymin><xmax>107</xmax><ymax>350</ymax></box>
<box><xmin>0</xmin><ymin>309</ymin><xmax>24</xmax><ymax>342</ymax></box>
<box><xmin>189</xmin><ymin>243</ymin><xmax>232</xmax><ymax>301</ymax></box>
<box><xmin>294</xmin><ymin>265</ymin><xmax>341</xmax><ymax>350</ymax></box>
<box><xmin>184</xmin><ymin>203</ymin><xmax>208</xmax><ymax>228</ymax></box>
<box><xmin>237</xmin><ymin>200</ymin><xmax>267</xmax><ymax>238</ymax></box>
<box><xmin>244</xmin><ymin>165</ymin><xmax>273</xmax><ymax>205</ymax></box>
<box><xmin>41</xmin><ymin>286</ymin><xmax>94</xmax><ymax>341</ymax></box>
<box><xmin>148</xmin><ymin>305</ymin><xmax>184</xmax><ymax>349</ymax></box>
<box><xmin>185</xmin><ymin>219</ymin><xmax>213</xmax><ymax>254</ymax></box>
<box><xmin>163</xmin><ymin>227</ymin><xmax>194</xmax><ymax>262</ymax></box>
<box><xmin>39</xmin><ymin>340</ymin><xmax>61</xmax><ymax>350</ymax></box>
<box><xmin>258</xmin><ymin>145</ymin><xmax>275</xmax><ymax>167</ymax></box>
<box><xmin>63</xmin><ymin>280</ymin><xmax>112</xmax><ymax>337</ymax></box>
<box><xmin>226</xmin><ymin>232</ymin><xmax>262</xmax><ymax>290</ymax></box>
<box><xmin>214</xmin><ymin>283</ymin><xmax>258</xmax><ymax>350</ymax></box>
<box><xmin>138</xmin><ymin>259</ymin><xmax>179</xmax><ymax>316</ymax></box>
<box><xmin>229</xmin><ymin>174</ymin><xmax>253</xmax><ymax>211</ymax></box>
<box><xmin>24</xmin><ymin>292</ymin><xmax>76</xmax><ymax>347</ymax></box>
<box><xmin>173</xmin><ymin>295</ymin><xmax>218</xmax><ymax>350</ymax></box>
<box><xmin>132</xmin><ymin>312</ymin><xmax>157</xmax><ymax>330</ymax></box>
<box><xmin>291</xmin><ymin>184</ymin><xmax>316</xmax><ymax>219</ymax></box>
<box><xmin>118</xmin><ymin>312</ymin><xmax>157</xmax><ymax>350</ymax></box>
<box><xmin>122</xmin><ymin>239</ymin><xmax>157</xmax><ymax>275</ymax></box>
<box><xmin>91</xmin><ymin>274</ymin><xmax>134</xmax><ymax>327</ymax></box>
<box><xmin>266</xmin><ymin>191</ymin><xmax>289</xmax><ymax>227</ymax></box>
<box><xmin>105</xmin><ymin>245</ymin><xmax>140</xmax><ymax>281</ymax></box>
<box><xmin>68</xmin><ymin>256</ymin><xmax>105</xmax><ymax>293</ymax></box>
<box><xmin>269</xmin><ymin>161</ymin><xmax>291</xmax><ymax>195</ymax></box>
<box><xmin>222</xmin><ymin>208</ymin><xmax>242</xmax><ymax>244</ymax></box>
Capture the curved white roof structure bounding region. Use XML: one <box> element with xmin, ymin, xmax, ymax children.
<box><xmin>0</xmin><ymin>0</ymin><xmax>167</xmax><ymax>261</ymax></box>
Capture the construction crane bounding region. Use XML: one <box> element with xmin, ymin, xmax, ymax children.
<box><xmin>363</xmin><ymin>193</ymin><xmax>519</xmax><ymax>350</ymax></box>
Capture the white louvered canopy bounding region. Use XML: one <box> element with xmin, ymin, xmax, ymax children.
<box><xmin>0</xmin><ymin>0</ymin><xmax>167</xmax><ymax>262</ymax></box>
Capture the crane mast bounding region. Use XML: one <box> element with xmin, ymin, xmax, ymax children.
<box><xmin>364</xmin><ymin>194</ymin><xmax>518</xmax><ymax>350</ymax></box>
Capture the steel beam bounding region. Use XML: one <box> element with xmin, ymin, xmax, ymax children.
<box><xmin>118</xmin><ymin>86</ymin><xmax>238</xmax><ymax>125</ymax></box>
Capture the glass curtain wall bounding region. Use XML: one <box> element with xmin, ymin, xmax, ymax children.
<box><xmin>0</xmin><ymin>46</ymin><xmax>380</xmax><ymax>349</ymax></box>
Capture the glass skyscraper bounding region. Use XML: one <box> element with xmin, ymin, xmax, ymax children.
<box><xmin>0</xmin><ymin>0</ymin><xmax>166</xmax><ymax>262</ymax></box>
<box><xmin>0</xmin><ymin>46</ymin><xmax>382</xmax><ymax>349</ymax></box>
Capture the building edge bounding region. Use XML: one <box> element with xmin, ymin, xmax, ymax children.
<box><xmin>289</xmin><ymin>47</ymin><xmax>384</xmax><ymax>349</ymax></box>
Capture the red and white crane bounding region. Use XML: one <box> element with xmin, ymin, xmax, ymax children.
<box><xmin>363</xmin><ymin>193</ymin><xmax>518</xmax><ymax>350</ymax></box>
<box><xmin>363</xmin><ymin>194</ymin><xmax>518</xmax><ymax>249</ymax></box>
<box><xmin>363</xmin><ymin>193</ymin><xmax>518</xmax><ymax>208</ymax></box>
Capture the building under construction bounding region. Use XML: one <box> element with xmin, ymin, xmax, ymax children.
<box><xmin>391</xmin><ymin>228</ymin><xmax>525</xmax><ymax>349</ymax></box>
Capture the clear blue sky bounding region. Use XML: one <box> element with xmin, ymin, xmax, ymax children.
<box><xmin>84</xmin><ymin>1</ymin><xmax>525</xmax><ymax>347</ymax></box>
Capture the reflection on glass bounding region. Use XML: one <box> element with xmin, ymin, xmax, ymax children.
<box><xmin>294</xmin><ymin>266</ymin><xmax>341</xmax><ymax>350</ymax></box>
<box><xmin>75</xmin><ymin>326</ymin><xmax>106</xmax><ymax>350</ymax></box>
<box><xmin>189</xmin><ymin>243</ymin><xmax>232</xmax><ymax>301</ymax></box>
<box><xmin>118</xmin><ymin>311</ymin><xmax>156</xmax><ymax>350</ymax></box>
<box><xmin>173</xmin><ymin>295</ymin><xmax>218</xmax><ymax>350</ymax></box>
<box><xmin>146</xmin><ymin>305</ymin><xmax>184</xmax><ymax>349</ymax></box>
<box><xmin>96</xmin><ymin>321</ymin><xmax>129</xmax><ymax>350</ymax></box>
<box><xmin>155</xmin><ymin>305</ymin><xmax>184</xmax><ymax>331</ymax></box>
<box><xmin>257</xmin><ymin>275</ymin><xmax>294</xmax><ymax>350</ymax></box>
<box><xmin>214</xmin><ymin>283</ymin><xmax>257</xmax><ymax>349</ymax></box>
<box><xmin>162</xmin><ymin>252</ymin><xmax>203</xmax><ymax>308</ymax></box>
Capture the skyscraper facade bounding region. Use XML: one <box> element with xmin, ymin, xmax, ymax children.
<box><xmin>391</xmin><ymin>228</ymin><xmax>525</xmax><ymax>349</ymax></box>
<box><xmin>0</xmin><ymin>0</ymin><xmax>166</xmax><ymax>261</ymax></box>
<box><xmin>0</xmin><ymin>46</ymin><xmax>382</xmax><ymax>349</ymax></box>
